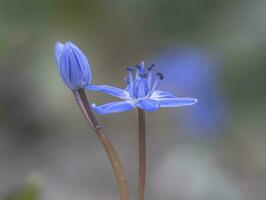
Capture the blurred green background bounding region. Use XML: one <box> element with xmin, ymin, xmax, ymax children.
<box><xmin>1</xmin><ymin>0</ymin><xmax>266</xmax><ymax>200</ymax></box>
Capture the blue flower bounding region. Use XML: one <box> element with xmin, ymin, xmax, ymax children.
<box><xmin>87</xmin><ymin>62</ymin><xmax>197</xmax><ymax>114</ymax></box>
<box><xmin>151</xmin><ymin>46</ymin><xmax>226</xmax><ymax>138</ymax></box>
<box><xmin>54</xmin><ymin>41</ymin><xmax>91</xmax><ymax>90</ymax></box>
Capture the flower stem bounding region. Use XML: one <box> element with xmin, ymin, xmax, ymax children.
<box><xmin>73</xmin><ymin>89</ymin><xmax>130</xmax><ymax>200</ymax></box>
<box><xmin>137</xmin><ymin>108</ymin><xmax>146</xmax><ymax>200</ymax></box>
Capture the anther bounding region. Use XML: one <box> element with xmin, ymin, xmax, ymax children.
<box><xmin>156</xmin><ymin>72</ymin><xmax>164</xmax><ymax>80</ymax></box>
<box><xmin>148</xmin><ymin>64</ymin><xmax>155</xmax><ymax>71</ymax></box>
<box><xmin>139</xmin><ymin>73</ymin><xmax>148</xmax><ymax>78</ymax></box>
<box><xmin>135</xmin><ymin>65</ymin><xmax>141</xmax><ymax>70</ymax></box>
<box><xmin>126</xmin><ymin>66</ymin><xmax>134</xmax><ymax>71</ymax></box>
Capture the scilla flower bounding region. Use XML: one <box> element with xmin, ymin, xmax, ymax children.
<box><xmin>54</xmin><ymin>41</ymin><xmax>91</xmax><ymax>90</ymax></box>
<box><xmin>87</xmin><ymin>62</ymin><xmax>197</xmax><ymax>114</ymax></box>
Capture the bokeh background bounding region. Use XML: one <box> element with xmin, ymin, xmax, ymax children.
<box><xmin>1</xmin><ymin>0</ymin><xmax>266</xmax><ymax>200</ymax></box>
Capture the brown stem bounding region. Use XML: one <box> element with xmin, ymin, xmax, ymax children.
<box><xmin>137</xmin><ymin>108</ymin><xmax>146</xmax><ymax>200</ymax></box>
<box><xmin>73</xmin><ymin>89</ymin><xmax>129</xmax><ymax>200</ymax></box>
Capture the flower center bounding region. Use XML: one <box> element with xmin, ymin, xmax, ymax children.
<box><xmin>124</xmin><ymin>62</ymin><xmax>164</xmax><ymax>99</ymax></box>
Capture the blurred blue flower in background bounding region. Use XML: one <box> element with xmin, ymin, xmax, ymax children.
<box><xmin>151</xmin><ymin>46</ymin><xmax>227</xmax><ymax>138</ymax></box>
<box><xmin>87</xmin><ymin>62</ymin><xmax>197</xmax><ymax>114</ymax></box>
<box><xmin>54</xmin><ymin>41</ymin><xmax>91</xmax><ymax>90</ymax></box>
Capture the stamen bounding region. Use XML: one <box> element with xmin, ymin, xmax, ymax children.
<box><xmin>156</xmin><ymin>72</ymin><xmax>164</xmax><ymax>80</ymax></box>
<box><xmin>148</xmin><ymin>64</ymin><xmax>155</xmax><ymax>71</ymax></box>
<box><xmin>148</xmin><ymin>72</ymin><xmax>164</xmax><ymax>95</ymax></box>
<box><xmin>124</xmin><ymin>76</ymin><xmax>130</xmax><ymax>84</ymax></box>
<box><xmin>135</xmin><ymin>62</ymin><xmax>145</xmax><ymax>79</ymax></box>
<box><xmin>126</xmin><ymin>66</ymin><xmax>133</xmax><ymax>92</ymax></box>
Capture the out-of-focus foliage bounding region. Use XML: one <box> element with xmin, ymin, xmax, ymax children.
<box><xmin>3</xmin><ymin>174</ymin><xmax>42</xmax><ymax>200</ymax></box>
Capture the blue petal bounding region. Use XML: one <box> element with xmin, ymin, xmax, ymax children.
<box><xmin>58</xmin><ymin>44</ymin><xmax>71</xmax><ymax>87</ymax></box>
<box><xmin>54</xmin><ymin>42</ymin><xmax>63</xmax><ymax>67</ymax></box>
<box><xmin>136</xmin><ymin>99</ymin><xmax>160</xmax><ymax>112</ymax></box>
<box><xmin>86</xmin><ymin>85</ymin><xmax>130</xmax><ymax>100</ymax></box>
<box><xmin>133</xmin><ymin>78</ymin><xmax>149</xmax><ymax>98</ymax></box>
<box><xmin>147</xmin><ymin>70</ymin><xmax>152</xmax><ymax>90</ymax></box>
<box><xmin>157</xmin><ymin>98</ymin><xmax>197</xmax><ymax>107</ymax></box>
<box><xmin>138</xmin><ymin>78</ymin><xmax>149</xmax><ymax>98</ymax></box>
<box><xmin>69</xmin><ymin>42</ymin><xmax>91</xmax><ymax>84</ymax></box>
<box><xmin>150</xmin><ymin>90</ymin><xmax>177</xmax><ymax>99</ymax></box>
<box><xmin>92</xmin><ymin>101</ymin><xmax>135</xmax><ymax>114</ymax></box>
<box><xmin>150</xmin><ymin>90</ymin><xmax>197</xmax><ymax>107</ymax></box>
<box><xmin>154</xmin><ymin>97</ymin><xmax>197</xmax><ymax>108</ymax></box>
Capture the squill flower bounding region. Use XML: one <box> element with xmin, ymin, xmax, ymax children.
<box><xmin>152</xmin><ymin>47</ymin><xmax>226</xmax><ymax>138</ymax></box>
<box><xmin>54</xmin><ymin>42</ymin><xmax>130</xmax><ymax>199</ymax></box>
<box><xmin>54</xmin><ymin>41</ymin><xmax>91</xmax><ymax>90</ymax></box>
<box><xmin>87</xmin><ymin>62</ymin><xmax>197</xmax><ymax>114</ymax></box>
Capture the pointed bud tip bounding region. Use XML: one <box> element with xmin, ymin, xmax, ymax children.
<box><xmin>55</xmin><ymin>41</ymin><xmax>91</xmax><ymax>90</ymax></box>
<box><xmin>55</xmin><ymin>42</ymin><xmax>63</xmax><ymax>46</ymax></box>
